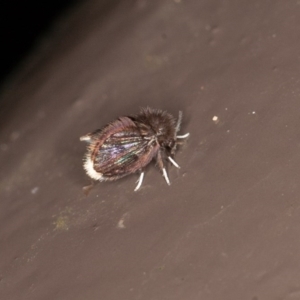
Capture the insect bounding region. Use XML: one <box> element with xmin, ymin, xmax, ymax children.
<box><xmin>80</xmin><ymin>107</ymin><xmax>189</xmax><ymax>191</ymax></box>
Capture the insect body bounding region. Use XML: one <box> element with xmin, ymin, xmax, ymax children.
<box><xmin>80</xmin><ymin>107</ymin><xmax>189</xmax><ymax>191</ymax></box>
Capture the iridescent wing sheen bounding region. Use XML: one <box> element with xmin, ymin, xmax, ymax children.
<box><xmin>93</xmin><ymin>130</ymin><xmax>154</xmax><ymax>179</ymax></box>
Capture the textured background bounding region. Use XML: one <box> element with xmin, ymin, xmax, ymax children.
<box><xmin>1</xmin><ymin>0</ymin><xmax>300</xmax><ymax>299</ymax></box>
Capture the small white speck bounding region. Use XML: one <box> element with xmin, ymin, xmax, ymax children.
<box><xmin>31</xmin><ymin>187</ymin><xmax>39</xmax><ymax>194</ymax></box>
<box><xmin>117</xmin><ymin>219</ymin><xmax>125</xmax><ymax>229</ymax></box>
<box><xmin>212</xmin><ymin>116</ymin><xmax>218</xmax><ymax>122</ymax></box>
<box><xmin>252</xmin><ymin>111</ymin><xmax>256</xmax><ymax>114</ymax></box>
<box><xmin>117</xmin><ymin>213</ymin><xmax>129</xmax><ymax>229</ymax></box>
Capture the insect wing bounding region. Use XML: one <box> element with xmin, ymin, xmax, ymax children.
<box><xmin>93</xmin><ymin>130</ymin><xmax>149</xmax><ymax>178</ymax></box>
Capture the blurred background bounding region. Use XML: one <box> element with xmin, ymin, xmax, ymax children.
<box><xmin>0</xmin><ymin>0</ymin><xmax>78</xmax><ymax>84</ymax></box>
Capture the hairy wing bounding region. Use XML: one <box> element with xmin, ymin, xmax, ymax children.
<box><xmin>93</xmin><ymin>131</ymin><xmax>151</xmax><ymax>178</ymax></box>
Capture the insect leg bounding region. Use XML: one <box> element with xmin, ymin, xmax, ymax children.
<box><xmin>176</xmin><ymin>132</ymin><xmax>190</xmax><ymax>139</ymax></box>
<box><xmin>157</xmin><ymin>150</ymin><xmax>171</xmax><ymax>186</ymax></box>
<box><xmin>162</xmin><ymin>168</ymin><xmax>170</xmax><ymax>185</ymax></box>
<box><xmin>168</xmin><ymin>156</ymin><xmax>180</xmax><ymax>168</ymax></box>
<box><xmin>134</xmin><ymin>171</ymin><xmax>144</xmax><ymax>191</ymax></box>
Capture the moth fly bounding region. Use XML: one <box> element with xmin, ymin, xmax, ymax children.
<box><xmin>80</xmin><ymin>107</ymin><xmax>189</xmax><ymax>191</ymax></box>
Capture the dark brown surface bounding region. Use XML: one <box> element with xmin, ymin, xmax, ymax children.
<box><xmin>1</xmin><ymin>0</ymin><xmax>300</xmax><ymax>299</ymax></box>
